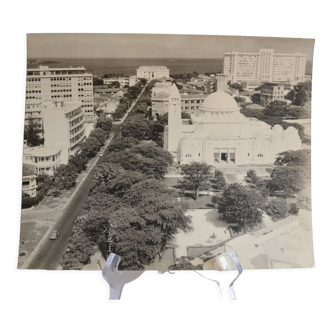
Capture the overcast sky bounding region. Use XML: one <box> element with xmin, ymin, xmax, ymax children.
<box><xmin>27</xmin><ymin>34</ymin><xmax>315</xmax><ymax>60</ymax></box>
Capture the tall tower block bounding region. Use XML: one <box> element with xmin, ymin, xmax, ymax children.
<box><xmin>164</xmin><ymin>84</ymin><xmax>182</xmax><ymax>162</ymax></box>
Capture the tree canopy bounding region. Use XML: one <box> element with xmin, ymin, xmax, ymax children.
<box><xmin>178</xmin><ymin>162</ymin><xmax>213</xmax><ymax>200</ymax></box>
<box><xmin>24</xmin><ymin>119</ymin><xmax>44</xmax><ymax>147</ymax></box>
<box><xmin>212</xmin><ymin>183</ymin><xmax>264</xmax><ymax>231</ymax></box>
<box><xmin>121</xmin><ymin>114</ymin><xmax>151</xmax><ymax>140</ymax></box>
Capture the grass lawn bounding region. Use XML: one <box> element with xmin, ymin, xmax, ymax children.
<box><xmin>181</xmin><ymin>195</ymin><xmax>214</xmax><ymax>209</ymax></box>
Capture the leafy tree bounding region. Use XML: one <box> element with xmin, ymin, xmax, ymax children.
<box><xmin>89</xmin><ymin>128</ymin><xmax>106</xmax><ymax>146</ymax></box>
<box><xmin>178</xmin><ymin>162</ymin><xmax>213</xmax><ymax>200</ymax></box>
<box><xmin>108</xmin><ymin>207</ymin><xmax>162</xmax><ymax>270</ymax></box>
<box><xmin>264</xmin><ymin>100</ymin><xmax>288</xmax><ymax>117</ymax></box>
<box><xmin>24</xmin><ymin>118</ymin><xmax>44</xmax><ymax>147</ymax></box>
<box><xmin>93</xmin><ymin>162</ymin><xmax>124</xmax><ymax>187</ymax></box>
<box><xmin>93</xmin><ymin>77</ymin><xmax>104</xmax><ymax>86</ymax></box>
<box><xmin>107</xmin><ymin>171</ymin><xmax>148</xmax><ymax>198</ymax></box>
<box><xmin>121</xmin><ymin>115</ymin><xmax>151</xmax><ymax>140</ymax></box>
<box><xmin>269</xmin><ymin>166</ymin><xmax>307</xmax><ymax>196</ymax></box>
<box><xmin>215</xmin><ymin>170</ymin><xmax>227</xmax><ymax>190</ymax></box>
<box><xmin>80</xmin><ymin>136</ymin><xmax>100</xmax><ymax>157</ymax></box>
<box><xmin>265</xmin><ymin>198</ymin><xmax>287</xmax><ymax>221</ymax></box>
<box><xmin>60</xmin><ymin>229</ymin><xmax>96</xmax><ymax>270</ymax></box>
<box><xmin>287</xmin><ymin>106</ymin><xmax>307</xmax><ymax>119</ymax></box>
<box><xmin>79</xmin><ymin>210</ymin><xmax>110</xmax><ymax>256</ymax></box>
<box><xmin>230</xmin><ymin>83</ymin><xmax>243</xmax><ymax>91</ymax></box>
<box><xmin>246</xmin><ymin>169</ymin><xmax>259</xmax><ymax>183</ymax></box>
<box><xmin>285</xmin><ymin>81</ymin><xmax>311</xmax><ymax>106</ymax></box>
<box><xmin>53</xmin><ymin>164</ymin><xmax>78</xmax><ymax>190</ymax></box>
<box><xmin>250</xmin><ymin>93</ymin><xmax>261</xmax><ymax>104</ymax></box>
<box><xmin>212</xmin><ymin>183</ymin><xmax>264</xmax><ymax>231</ymax></box>
<box><xmin>109</xmin><ymin>136</ymin><xmax>139</xmax><ymax>153</ymax></box>
<box><xmin>68</xmin><ymin>152</ymin><xmax>89</xmax><ymax>173</ymax></box>
<box><xmin>129</xmin><ymin>143</ymin><xmax>173</xmax><ymax>165</ymax></box>
<box><xmin>108</xmin><ymin>151</ymin><xmax>169</xmax><ymax>179</ymax></box>
<box><xmin>95</xmin><ymin>116</ymin><xmax>113</xmax><ymax>135</ymax></box>
<box><xmin>275</xmin><ymin>150</ymin><xmax>311</xmax><ymax>168</ymax></box>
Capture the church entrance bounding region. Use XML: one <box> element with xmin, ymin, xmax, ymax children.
<box><xmin>213</xmin><ymin>148</ymin><xmax>236</xmax><ymax>165</ymax></box>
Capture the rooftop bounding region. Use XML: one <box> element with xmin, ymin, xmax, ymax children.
<box><xmin>27</xmin><ymin>65</ymin><xmax>87</xmax><ymax>72</ymax></box>
<box><xmin>244</xmin><ymin>103</ymin><xmax>265</xmax><ymax>110</ymax></box>
<box><xmin>22</xmin><ymin>164</ymin><xmax>36</xmax><ymax>176</ymax></box>
<box><xmin>24</xmin><ymin>146</ymin><xmax>62</xmax><ymax>158</ymax></box>
<box><xmin>139</xmin><ymin>65</ymin><xmax>167</xmax><ymax>69</ymax></box>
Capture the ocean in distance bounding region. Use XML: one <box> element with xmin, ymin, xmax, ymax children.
<box><xmin>27</xmin><ymin>57</ymin><xmax>313</xmax><ymax>78</ymax></box>
<box><xmin>27</xmin><ymin>58</ymin><xmax>225</xmax><ymax>77</ymax></box>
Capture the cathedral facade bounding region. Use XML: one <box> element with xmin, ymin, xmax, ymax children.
<box><xmin>163</xmin><ymin>84</ymin><xmax>301</xmax><ymax>166</ymax></box>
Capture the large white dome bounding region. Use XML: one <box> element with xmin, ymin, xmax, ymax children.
<box><xmin>199</xmin><ymin>90</ymin><xmax>240</xmax><ymax>113</ymax></box>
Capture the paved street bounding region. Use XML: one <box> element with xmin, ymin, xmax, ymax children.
<box><xmin>21</xmin><ymin>85</ymin><xmax>147</xmax><ymax>270</ymax></box>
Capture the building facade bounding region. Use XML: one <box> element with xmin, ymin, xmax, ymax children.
<box><xmin>22</xmin><ymin>164</ymin><xmax>37</xmax><ymax>197</ymax></box>
<box><xmin>260</xmin><ymin>83</ymin><xmax>285</xmax><ymax>107</ymax></box>
<box><xmin>164</xmin><ymin>84</ymin><xmax>301</xmax><ymax>165</ymax></box>
<box><xmin>42</xmin><ymin>100</ymin><xmax>86</xmax><ymax>164</ymax></box>
<box><xmin>26</xmin><ymin>66</ymin><xmax>93</xmax><ymax>118</ymax></box>
<box><xmin>103</xmin><ymin>76</ymin><xmax>137</xmax><ymax>87</ymax></box>
<box><xmin>137</xmin><ymin>66</ymin><xmax>169</xmax><ymax>79</ymax></box>
<box><xmin>25</xmin><ymin>100</ymin><xmax>43</xmax><ymax>138</ymax></box>
<box><xmin>151</xmin><ymin>90</ymin><xmax>207</xmax><ymax>118</ymax></box>
<box><xmin>221</xmin><ymin>49</ymin><xmax>306</xmax><ymax>84</ymax></box>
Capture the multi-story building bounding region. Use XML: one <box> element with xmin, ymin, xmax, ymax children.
<box><xmin>151</xmin><ymin>91</ymin><xmax>207</xmax><ymax>118</ymax></box>
<box><xmin>260</xmin><ymin>83</ymin><xmax>285</xmax><ymax>107</ymax></box>
<box><xmin>103</xmin><ymin>76</ymin><xmax>137</xmax><ymax>87</ymax></box>
<box><xmin>137</xmin><ymin>66</ymin><xmax>169</xmax><ymax>79</ymax></box>
<box><xmin>22</xmin><ymin>164</ymin><xmax>37</xmax><ymax>197</ymax></box>
<box><xmin>221</xmin><ymin>49</ymin><xmax>306</xmax><ymax>84</ymax></box>
<box><xmin>25</xmin><ymin>100</ymin><xmax>43</xmax><ymax>138</ymax></box>
<box><xmin>181</xmin><ymin>94</ymin><xmax>207</xmax><ymax>114</ymax></box>
<box><xmin>42</xmin><ymin>100</ymin><xmax>86</xmax><ymax>164</ymax></box>
<box><xmin>23</xmin><ymin>145</ymin><xmax>62</xmax><ymax>175</ymax></box>
<box><xmin>26</xmin><ymin>65</ymin><xmax>94</xmax><ymax>118</ymax></box>
<box><xmin>23</xmin><ymin>100</ymin><xmax>85</xmax><ymax>175</ymax></box>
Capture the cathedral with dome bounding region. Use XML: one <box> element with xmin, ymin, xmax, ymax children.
<box><xmin>163</xmin><ymin>83</ymin><xmax>301</xmax><ymax>166</ymax></box>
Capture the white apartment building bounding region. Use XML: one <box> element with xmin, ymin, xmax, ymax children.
<box><xmin>26</xmin><ymin>66</ymin><xmax>93</xmax><ymax>118</ymax></box>
<box><xmin>25</xmin><ymin>100</ymin><xmax>43</xmax><ymax>137</ymax></box>
<box><xmin>23</xmin><ymin>100</ymin><xmax>86</xmax><ymax>175</ymax></box>
<box><xmin>260</xmin><ymin>83</ymin><xmax>285</xmax><ymax>107</ymax></box>
<box><xmin>221</xmin><ymin>49</ymin><xmax>306</xmax><ymax>84</ymax></box>
<box><xmin>137</xmin><ymin>66</ymin><xmax>169</xmax><ymax>79</ymax></box>
<box><xmin>103</xmin><ymin>76</ymin><xmax>137</xmax><ymax>87</ymax></box>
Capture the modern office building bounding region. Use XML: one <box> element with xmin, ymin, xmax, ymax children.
<box><xmin>103</xmin><ymin>76</ymin><xmax>137</xmax><ymax>87</ymax></box>
<box><xmin>137</xmin><ymin>66</ymin><xmax>169</xmax><ymax>79</ymax></box>
<box><xmin>221</xmin><ymin>49</ymin><xmax>306</xmax><ymax>84</ymax></box>
<box><xmin>26</xmin><ymin>66</ymin><xmax>93</xmax><ymax>118</ymax></box>
<box><xmin>260</xmin><ymin>83</ymin><xmax>285</xmax><ymax>107</ymax></box>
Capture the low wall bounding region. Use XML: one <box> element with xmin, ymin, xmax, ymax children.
<box><xmin>187</xmin><ymin>240</ymin><xmax>229</xmax><ymax>259</ymax></box>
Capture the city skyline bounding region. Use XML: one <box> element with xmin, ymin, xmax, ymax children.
<box><xmin>27</xmin><ymin>34</ymin><xmax>315</xmax><ymax>60</ymax></box>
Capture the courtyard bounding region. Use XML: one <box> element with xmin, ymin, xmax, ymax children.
<box><xmin>170</xmin><ymin>209</ymin><xmax>232</xmax><ymax>258</ymax></box>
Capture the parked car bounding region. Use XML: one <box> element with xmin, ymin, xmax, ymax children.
<box><xmin>49</xmin><ymin>230</ymin><xmax>59</xmax><ymax>240</ymax></box>
<box><xmin>99</xmin><ymin>153</ymin><xmax>103</xmax><ymax>157</ymax></box>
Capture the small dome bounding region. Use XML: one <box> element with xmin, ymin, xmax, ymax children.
<box><xmin>199</xmin><ymin>90</ymin><xmax>239</xmax><ymax>113</ymax></box>
<box><xmin>272</xmin><ymin>124</ymin><xmax>283</xmax><ymax>132</ymax></box>
<box><xmin>286</xmin><ymin>126</ymin><xmax>297</xmax><ymax>133</ymax></box>
<box><xmin>284</xmin><ymin>126</ymin><xmax>298</xmax><ymax>137</ymax></box>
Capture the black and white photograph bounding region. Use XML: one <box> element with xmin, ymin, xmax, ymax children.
<box><xmin>19</xmin><ymin>33</ymin><xmax>314</xmax><ymax>272</ymax></box>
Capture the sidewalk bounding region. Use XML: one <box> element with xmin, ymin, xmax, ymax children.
<box><xmin>18</xmin><ymin>134</ymin><xmax>115</xmax><ymax>268</ymax></box>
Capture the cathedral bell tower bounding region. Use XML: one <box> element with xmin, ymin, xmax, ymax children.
<box><xmin>165</xmin><ymin>84</ymin><xmax>182</xmax><ymax>162</ymax></box>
